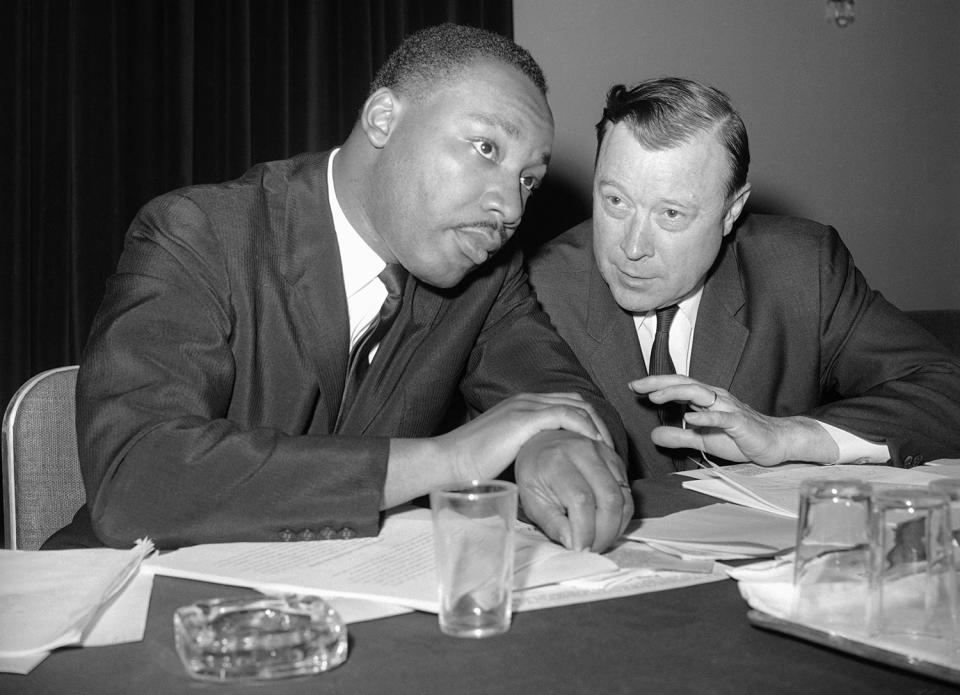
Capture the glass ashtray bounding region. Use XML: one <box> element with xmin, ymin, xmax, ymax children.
<box><xmin>173</xmin><ymin>595</ymin><xmax>348</xmax><ymax>682</ymax></box>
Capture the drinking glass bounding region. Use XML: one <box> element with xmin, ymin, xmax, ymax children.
<box><xmin>868</xmin><ymin>487</ymin><xmax>957</xmax><ymax>642</ymax></box>
<box><xmin>430</xmin><ymin>480</ymin><xmax>517</xmax><ymax>638</ymax></box>
<box><xmin>792</xmin><ymin>479</ymin><xmax>873</xmax><ymax>629</ymax></box>
<box><xmin>929</xmin><ymin>478</ymin><xmax>960</xmax><ymax>564</ymax></box>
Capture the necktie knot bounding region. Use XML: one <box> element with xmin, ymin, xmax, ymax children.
<box><xmin>338</xmin><ymin>264</ymin><xmax>408</xmax><ymax>425</ymax></box>
<box><xmin>655</xmin><ymin>304</ymin><xmax>679</xmax><ymax>337</ymax></box>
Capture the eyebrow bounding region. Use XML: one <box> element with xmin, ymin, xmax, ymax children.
<box><xmin>468</xmin><ymin>112</ymin><xmax>551</xmax><ymax>166</ymax></box>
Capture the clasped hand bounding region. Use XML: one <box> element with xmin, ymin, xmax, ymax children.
<box><xmin>436</xmin><ymin>392</ymin><xmax>632</xmax><ymax>552</ymax></box>
<box><xmin>629</xmin><ymin>375</ymin><xmax>838</xmax><ymax>466</ymax></box>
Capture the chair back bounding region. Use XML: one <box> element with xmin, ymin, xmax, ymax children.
<box><xmin>2</xmin><ymin>366</ymin><xmax>85</xmax><ymax>550</ymax></box>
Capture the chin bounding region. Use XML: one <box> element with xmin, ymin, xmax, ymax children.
<box><xmin>613</xmin><ymin>288</ymin><xmax>656</xmax><ymax>314</ymax></box>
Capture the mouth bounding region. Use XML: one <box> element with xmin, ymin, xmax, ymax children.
<box><xmin>617</xmin><ymin>267</ymin><xmax>657</xmax><ymax>286</ymax></box>
<box><xmin>455</xmin><ymin>227</ymin><xmax>503</xmax><ymax>265</ymax></box>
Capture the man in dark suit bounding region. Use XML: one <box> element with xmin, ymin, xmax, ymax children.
<box><xmin>528</xmin><ymin>77</ymin><xmax>960</xmax><ymax>479</ymax></box>
<box><xmin>64</xmin><ymin>24</ymin><xmax>632</xmax><ymax>551</ymax></box>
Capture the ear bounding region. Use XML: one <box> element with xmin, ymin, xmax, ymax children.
<box><xmin>722</xmin><ymin>183</ymin><xmax>751</xmax><ymax>237</ymax></box>
<box><xmin>359</xmin><ymin>87</ymin><xmax>401</xmax><ymax>149</ymax></box>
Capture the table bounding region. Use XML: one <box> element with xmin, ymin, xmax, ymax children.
<box><xmin>3</xmin><ymin>479</ymin><xmax>956</xmax><ymax>694</ymax></box>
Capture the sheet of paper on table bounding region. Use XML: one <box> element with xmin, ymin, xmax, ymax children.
<box><xmin>679</xmin><ymin>462</ymin><xmax>952</xmax><ymax>518</ymax></box>
<box><xmin>145</xmin><ymin>507</ymin><xmax>729</xmax><ymax>618</ymax></box>
<box><xmin>145</xmin><ymin>507</ymin><xmax>618</xmax><ymax>615</ymax></box>
<box><xmin>624</xmin><ymin>503</ymin><xmax>797</xmax><ymax>560</ymax></box>
<box><xmin>0</xmin><ymin>539</ymin><xmax>155</xmax><ymax>675</ymax></box>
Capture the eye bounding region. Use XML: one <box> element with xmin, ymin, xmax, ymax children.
<box><xmin>664</xmin><ymin>209</ymin><xmax>680</xmax><ymax>219</ymax></box>
<box><xmin>606</xmin><ymin>195</ymin><xmax>624</xmax><ymax>207</ymax></box>
<box><xmin>520</xmin><ymin>175</ymin><xmax>540</xmax><ymax>192</ymax></box>
<box><xmin>472</xmin><ymin>139</ymin><xmax>497</xmax><ymax>160</ymax></box>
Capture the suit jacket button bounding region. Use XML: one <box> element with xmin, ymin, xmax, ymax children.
<box><xmin>338</xmin><ymin>527</ymin><xmax>356</xmax><ymax>540</ymax></box>
<box><xmin>319</xmin><ymin>526</ymin><xmax>338</xmax><ymax>540</ymax></box>
<box><xmin>298</xmin><ymin>528</ymin><xmax>316</xmax><ymax>541</ymax></box>
<box><xmin>914</xmin><ymin>455</ymin><xmax>924</xmax><ymax>465</ymax></box>
<box><xmin>278</xmin><ymin>528</ymin><xmax>296</xmax><ymax>542</ymax></box>
<box><xmin>904</xmin><ymin>455</ymin><xmax>915</xmax><ymax>467</ymax></box>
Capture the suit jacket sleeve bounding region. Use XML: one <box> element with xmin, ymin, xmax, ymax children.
<box><xmin>455</xmin><ymin>247</ymin><xmax>628</xmax><ymax>456</ymax></box>
<box><xmin>78</xmin><ymin>189</ymin><xmax>388</xmax><ymax>549</ymax></box>
<box><xmin>802</xmin><ymin>226</ymin><xmax>960</xmax><ymax>465</ymax></box>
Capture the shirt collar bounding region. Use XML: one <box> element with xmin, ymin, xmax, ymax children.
<box><xmin>327</xmin><ymin>148</ymin><xmax>386</xmax><ymax>298</ymax></box>
<box><xmin>635</xmin><ymin>285</ymin><xmax>704</xmax><ymax>330</ymax></box>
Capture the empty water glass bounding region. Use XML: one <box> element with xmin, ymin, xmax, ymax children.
<box><xmin>792</xmin><ymin>479</ymin><xmax>873</xmax><ymax>629</ymax></box>
<box><xmin>868</xmin><ymin>488</ymin><xmax>957</xmax><ymax>642</ymax></box>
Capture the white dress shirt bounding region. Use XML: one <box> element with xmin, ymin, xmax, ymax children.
<box><xmin>327</xmin><ymin>149</ymin><xmax>389</xmax><ymax>361</ymax></box>
<box><xmin>633</xmin><ymin>288</ymin><xmax>889</xmax><ymax>464</ymax></box>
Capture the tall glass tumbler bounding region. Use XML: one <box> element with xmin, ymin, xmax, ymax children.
<box><xmin>430</xmin><ymin>480</ymin><xmax>517</xmax><ymax>638</ymax></box>
<box><xmin>868</xmin><ymin>488</ymin><xmax>957</xmax><ymax>642</ymax></box>
<box><xmin>929</xmin><ymin>478</ymin><xmax>960</xmax><ymax>566</ymax></box>
<box><xmin>792</xmin><ymin>479</ymin><xmax>873</xmax><ymax>629</ymax></box>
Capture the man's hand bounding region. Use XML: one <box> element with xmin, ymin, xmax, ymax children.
<box><xmin>629</xmin><ymin>375</ymin><xmax>839</xmax><ymax>465</ymax></box>
<box><xmin>385</xmin><ymin>393</ymin><xmax>617</xmax><ymax>511</ymax></box>
<box><xmin>514</xmin><ymin>430</ymin><xmax>632</xmax><ymax>553</ymax></box>
<box><xmin>434</xmin><ymin>392</ymin><xmax>614</xmax><ymax>483</ymax></box>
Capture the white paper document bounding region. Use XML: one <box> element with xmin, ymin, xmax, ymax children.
<box><xmin>625</xmin><ymin>503</ymin><xmax>798</xmax><ymax>559</ymax></box>
<box><xmin>0</xmin><ymin>539</ymin><xmax>155</xmax><ymax>674</ymax></box>
<box><xmin>145</xmin><ymin>508</ymin><xmax>617</xmax><ymax>614</ymax></box>
<box><xmin>682</xmin><ymin>463</ymin><xmax>949</xmax><ymax>518</ymax></box>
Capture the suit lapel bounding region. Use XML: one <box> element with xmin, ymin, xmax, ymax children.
<box><xmin>274</xmin><ymin>152</ymin><xmax>351</xmax><ymax>429</ymax></box>
<box><xmin>583</xmin><ymin>261</ymin><xmax>677</xmax><ymax>478</ymax></box>
<box><xmin>690</xmin><ymin>240</ymin><xmax>748</xmax><ymax>391</ymax></box>
<box><xmin>339</xmin><ymin>277</ymin><xmax>445</xmax><ymax>434</ymax></box>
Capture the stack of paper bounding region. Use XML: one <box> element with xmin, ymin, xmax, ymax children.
<box><xmin>145</xmin><ymin>507</ymin><xmax>731</xmax><ymax>614</ymax></box>
<box><xmin>0</xmin><ymin>539</ymin><xmax>155</xmax><ymax>674</ymax></box>
<box><xmin>681</xmin><ymin>463</ymin><xmax>949</xmax><ymax>518</ymax></box>
<box><xmin>625</xmin><ymin>503</ymin><xmax>797</xmax><ymax>559</ymax></box>
<box><xmin>145</xmin><ymin>508</ymin><xmax>617</xmax><ymax>614</ymax></box>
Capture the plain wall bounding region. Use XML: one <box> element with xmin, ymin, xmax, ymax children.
<box><xmin>514</xmin><ymin>0</ymin><xmax>960</xmax><ymax>310</ymax></box>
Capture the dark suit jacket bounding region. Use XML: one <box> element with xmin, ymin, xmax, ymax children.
<box><xmin>527</xmin><ymin>215</ymin><xmax>960</xmax><ymax>478</ymax></box>
<box><xmin>72</xmin><ymin>152</ymin><xmax>625</xmax><ymax>548</ymax></box>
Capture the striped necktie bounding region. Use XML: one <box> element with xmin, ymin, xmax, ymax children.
<box><xmin>648</xmin><ymin>305</ymin><xmax>683</xmax><ymax>429</ymax></box>
<box><xmin>341</xmin><ymin>264</ymin><xmax>407</xmax><ymax>411</ymax></box>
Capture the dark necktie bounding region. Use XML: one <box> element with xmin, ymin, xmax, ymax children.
<box><xmin>648</xmin><ymin>305</ymin><xmax>683</xmax><ymax>429</ymax></box>
<box><xmin>341</xmin><ymin>264</ymin><xmax>407</xmax><ymax>413</ymax></box>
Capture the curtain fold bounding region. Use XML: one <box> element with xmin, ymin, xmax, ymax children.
<box><xmin>4</xmin><ymin>0</ymin><xmax>512</xmax><ymax>409</ymax></box>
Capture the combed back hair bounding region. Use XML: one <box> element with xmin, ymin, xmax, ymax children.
<box><xmin>370</xmin><ymin>23</ymin><xmax>547</xmax><ymax>102</ymax></box>
<box><xmin>595</xmin><ymin>77</ymin><xmax>749</xmax><ymax>198</ymax></box>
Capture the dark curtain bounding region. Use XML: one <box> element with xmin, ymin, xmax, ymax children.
<box><xmin>2</xmin><ymin>0</ymin><xmax>513</xmax><ymax>539</ymax></box>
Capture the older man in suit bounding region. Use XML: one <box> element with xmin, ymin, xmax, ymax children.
<box><xmin>59</xmin><ymin>24</ymin><xmax>632</xmax><ymax>551</ymax></box>
<box><xmin>528</xmin><ymin>77</ymin><xmax>960</xmax><ymax>479</ymax></box>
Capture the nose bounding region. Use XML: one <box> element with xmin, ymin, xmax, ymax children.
<box><xmin>480</xmin><ymin>175</ymin><xmax>525</xmax><ymax>231</ymax></box>
<box><xmin>621</xmin><ymin>216</ymin><xmax>655</xmax><ymax>260</ymax></box>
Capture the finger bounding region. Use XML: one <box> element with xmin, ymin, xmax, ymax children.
<box><xmin>579</xmin><ymin>452</ymin><xmax>630</xmax><ymax>551</ymax></box>
<box><xmin>561</xmin><ymin>482</ymin><xmax>598</xmax><ymax>552</ymax></box>
<box><xmin>559</xmin><ymin>447</ymin><xmax>629</xmax><ymax>552</ymax></box>
<box><xmin>682</xmin><ymin>409</ymin><xmax>737</xmax><ymax>429</ymax></box>
<box><xmin>649</xmin><ymin>424</ymin><xmax>708</xmax><ymax>450</ymax></box>
<box><xmin>628</xmin><ymin>374</ymin><xmax>696</xmax><ymax>393</ymax></box>
<box><xmin>530</xmin><ymin>406</ymin><xmax>604</xmax><ymax>442</ymax></box>
<box><xmin>645</xmin><ymin>384</ymin><xmax>721</xmax><ymax>408</ymax></box>
<box><xmin>520</xmin><ymin>490</ymin><xmax>574</xmax><ymax>549</ymax></box>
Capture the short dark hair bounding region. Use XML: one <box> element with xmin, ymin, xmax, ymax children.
<box><xmin>370</xmin><ymin>23</ymin><xmax>547</xmax><ymax>101</ymax></box>
<box><xmin>595</xmin><ymin>77</ymin><xmax>749</xmax><ymax>198</ymax></box>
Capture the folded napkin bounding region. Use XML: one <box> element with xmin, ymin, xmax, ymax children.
<box><xmin>728</xmin><ymin>555</ymin><xmax>960</xmax><ymax>673</ymax></box>
<box><xmin>0</xmin><ymin>538</ymin><xmax>155</xmax><ymax>674</ymax></box>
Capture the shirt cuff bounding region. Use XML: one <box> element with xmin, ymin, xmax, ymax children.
<box><xmin>817</xmin><ymin>421</ymin><xmax>890</xmax><ymax>464</ymax></box>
